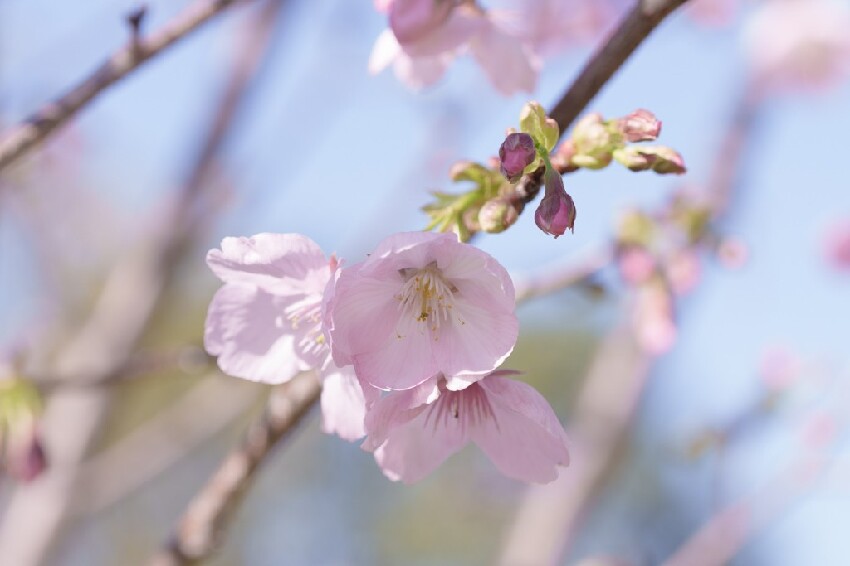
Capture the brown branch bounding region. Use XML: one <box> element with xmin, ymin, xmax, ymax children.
<box><xmin>0</xmin><ymin>0</ymin><xmax>253</xmax><ymax>172</ymax></box>
<box><xmin>149</xmin><ymin>372</ymin><xmax>322</xmax><ymax>566</ymax></box>
<box><xmin>548</xmin><ymin>0</ymin><xmax>690</xmax><ymax>134</ymax></box>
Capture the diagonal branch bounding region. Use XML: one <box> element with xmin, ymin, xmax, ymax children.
<box><xmin>149</xmin><ymin>371</ymin><xmax>322</xmax><ymax>566</ymax></box>
<box><xmin>548</xmin><ymin>0</ymin><xmax>690</xmax><ymax>133</ymax></box>
<box><xmin>0</xmin><ymin>0</ymin><xmax>253</xmax><ymax>172</ymax></box>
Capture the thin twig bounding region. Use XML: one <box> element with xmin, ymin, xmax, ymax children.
<box><xmin>149</xmin><ymin>371</ymin><xmax>322</xmax><ymax>566</ymax></box>
<box><xmin>0</xmin><ymin>0</ymin><xmax>252</xmax><ymax>172</ymax></box>
<box><xmin>513</xmin><ymin>246</ymin><xmax>613</xmax><ymax>303</ymax></box>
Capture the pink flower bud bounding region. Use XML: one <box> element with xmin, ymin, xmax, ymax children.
<box><xmin>389</xmin><ymin>0</ymin><xmax>454</xmax><ymax>45</ymax></box>
<box><xmin>534</xmin><ymin>168</ymin><xmax>575</xmax><ymax>238</ymax></box>
<box><xmin>618</xmin><ymin>109</ymin><xmax>662</xmax><ymax>142</ymax></box>
<box><xmin>499</xmin><ymin>133</ymin><xmax>536</xmax><ymax>182</ymax></box>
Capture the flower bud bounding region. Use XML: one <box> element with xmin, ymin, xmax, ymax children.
<box><xmin>617</xmin><ymin>109</ymin><xmax>662</xmax><ymax>142</ymax></box>
<box><xmin>643</xmin><ymin>146</ymin><xmax>687</xmax><ymax>174</ymax></box>
<box><xmin>534</xmin><ymin>168</ymin><xmax>575</xmax><ymax>238</ymax></box>
<box><xmin>478</xmin><ymin>198</ymin><xmax>522</xmax><ymax>233</ymax></box>
<box><xmin>389</xmin><ymin>0</ymin><xmax>453</xmax><ymax>45</ymax></box>
<box><xmin>570</xmin><ymin>113</ymin><xmax>616</xmax><ymax>169</ymax></box>
<box><xmin>612</xmin><ymin>147</ymin><xmax>654</xmax><ymax>171</ymax></box>
<box><xmin>498</xmin><ymin>133</ymin><xmax>536</xmax><ymax>182</ymax></box>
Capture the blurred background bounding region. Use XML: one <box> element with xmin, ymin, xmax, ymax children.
<box><xmin>1</xmin><ymin>0</ymin><xmax>850</xmax><ymax>564</ymax></box>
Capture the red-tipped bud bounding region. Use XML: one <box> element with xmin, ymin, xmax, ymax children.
<box><xmin>534</xmin><ymin>168</ymin><xmax>575</xmax><ymax>238</ymax></box>
<box><xmin>499</xmin><ymin>133</ymin><xmax>536</xmax><ymax>182</ymax></box>
<box><xmin>618</xmin><ymin>109</ymin><xmax>662</xmax><ymax>142</ymax></box>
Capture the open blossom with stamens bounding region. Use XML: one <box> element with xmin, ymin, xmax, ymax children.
<box><xmin>362</xmin><ymin>371</ymin><xmax>570</xmax><ymax>484</ymax></box>
<box><xmin>326</xmin><ymin>231</ymin><xmax>518</xmax><ymax>391</ymax></box>
<box><xmin>204</xmin><ymin>233</ymin><xmax>376</xmax><ymax>440</ymax></box>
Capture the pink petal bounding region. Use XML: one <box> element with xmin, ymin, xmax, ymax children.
<box><xmin>326</xmin><ymin>270</ymin><xmax>403</xmax><ymax>369</ymax></box>
<box><xmin>393</xmin><ymin>52</ymin><xmax>452</xmax><ymax>89</ymax></box>
<box><xmin>204</xmin><ymin>284</ymin><xmax>310</xmax><ymax>384</ymax></box>
<box><xmin>320</xmin><ymin>365</ymin><xmax>379</xmax><ymax>441</ymax></box>
<box><xmin>472</xmin><ymin>376</ymin><xmax>570</xmax><ymax>483</ymax></box>
<box><xmin>398</xmin><ymin>7</ymin><xmax>483</xmax><ymax>58</ymax></box>
<box><xmin>369</xmin><ymin>29</ymin><xmax>401</xmax><ymax>75</ymax></box>
<box><xmin>364</xmin><ymin>381</ymin><xmax>470</xmax><ymax>483</ymax></box>
<box><xmin>469</xmin><ymin>18</ymin><xmax>539</xmax><ymax>95</ymax></box>
<box><xmin>206</xmin><ymin>233</ymin><xmax>328</xmax><ymax>296</ymax></box>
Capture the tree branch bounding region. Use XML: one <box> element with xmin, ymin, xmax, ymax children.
<box><xmin>0</xmin><ymin>0</ymin><xmax>252</xmax><ymax>172</ymax></box>
<box><xmin>149</xmin><ymin>372</ymin><xmax>322</xmax><ymax>566</ymax></box>
<box><xmin>548</xmin><ymin>0</ymin><xmax>690</xmax><ymax>133</ymax></box>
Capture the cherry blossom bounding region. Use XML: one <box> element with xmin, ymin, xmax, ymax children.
<box><xmin>204</xmin><ymin>233</ymin><xmax>375</xmax><ymax>440</ymax></box>
<box><xmin>326</xmin><ymin>231</ymin><xmax>518</xmax><ymax>391</ymax></box>
<box><xmin>362</xmin><ymin>371</ymin><xmax>570</xmax><ymax>483</ymax></box>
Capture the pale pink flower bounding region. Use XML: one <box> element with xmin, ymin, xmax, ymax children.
<box><xmin>515</xmin><ymin>0</ymin><xmax>615</xmax><ymax>55</ymax></box>
<box><xmin>362</xmin><ymin>371</ymin><xmax>570</xmax><ymax>483</ymax></box>
<box><xmin>743</xmin><ymin>0</ymin><xmax>850</xmax><ymax>92</ymax></box>
<box><xmin>204</xmin><ymin>233</ymin><xmax>375</xmax><ymax>441</ymax></box>
<box><xmin>369</xmin><ymin>4</ymin><xmax>538</xmax><ymax>94</ymax></box>
<box><xmin>326</xmin><ymin>231</ymin><xmax>518</xmax><ymax>391</ymax></box>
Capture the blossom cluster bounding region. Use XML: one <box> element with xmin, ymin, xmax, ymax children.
<box><xmin>205</xmin><ymin>230</ymin><xmax>569</xmax><ymax>483</ymax></box>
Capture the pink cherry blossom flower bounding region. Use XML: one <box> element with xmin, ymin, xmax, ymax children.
<box><xmin>326</xmin><ymin>231</ymin><xmax>518</xmax><ymax>392</ymax></box>
<box><xmin>369</xmin><ymin>4</ymin><xmax>538</xmax><ymax>94</ymax></box>
<box><xmin>618</xmin><ymin>248</ymin><xmax>656</xmax><ymax>286</ymax></box>
<box><xmin>204</xmin><ymin>233</ymin><xmax>376</xmax><ymax>441</ymax></box>
<box><xmin>362</xmin><ymin>371</ymin><xmax>570</xmax><ymax>483</ymax></box>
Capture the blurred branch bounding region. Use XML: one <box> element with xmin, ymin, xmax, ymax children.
<box><xmin>513</xmin><ymin>246</ymin><xmax>613</xmax><ymax>303</ymax></box>
<box><xmin>499</xmin><ymin>324</ymin><xmax>651</xmax><ymax>566</ymax></box>
<box><xmin>0</xmin><ymin>2</ymin><xmax>286</xmax><ymax>564</ymax></box>
<box><xmin>0</xmin><ymin>0</ymin><xmax>253</xmax><ymax>172</ymax></box>
<box><xmin>72</xmin><ymin>374</ymin><xmax>263</xmax><ymax>517</ymax></box>
<box><xmin>149</xmin><ymin>371</ymin><xmax>321</xmax><ymax>566</ymax></box>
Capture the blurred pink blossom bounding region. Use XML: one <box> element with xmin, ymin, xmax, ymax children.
<box><xmin>743</xmin><ymin>0</ymin><xmax>850</xmax><ymax>92</ymax></box>
<box><xmin>823</xmin><ymin>219</ymin><xmax>850</xmax><ymax>271</ymax></box>
<box><xmin>362</xmin><ymin>371</ymin><xmax>570</xmax><ymax>483</ymax></box>
<box><xmin>618</xmin><ymin>248</ymin><xmax>656</xmax><ymax>286</ymax></box>
<box><xmin>633</xmin><ymin>285</ymin><xmax>677</xmax><ymax>355</ymax></box>
<box><xmin>758</xmin><ymin>346</ymin><xmax>801</xmax><ymax>391</ymax></box>
<box><xmin>667</xmin><ymin>249</ymin><xmax>701</xmax><ymax>296</ymax></box>
<box><xmin>369</xmin><ymin>4</ymin><xmax>538</xmax><ymax>94</ymax></box>
<box><xmin>204</xmin><ymin>233</ymin><xmax>375</xmax><ymax>440</ymax></box>
<box><xmin>327</xmin><ymin>231</ymin><xmax>518</xmax><ymax>391</ymax></box>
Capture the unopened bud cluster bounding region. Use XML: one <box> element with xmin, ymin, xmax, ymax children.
<box><xmin>555</xmin><ymin>109</ymin><xmax>686</xmax><ymax>175</ymax></box>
